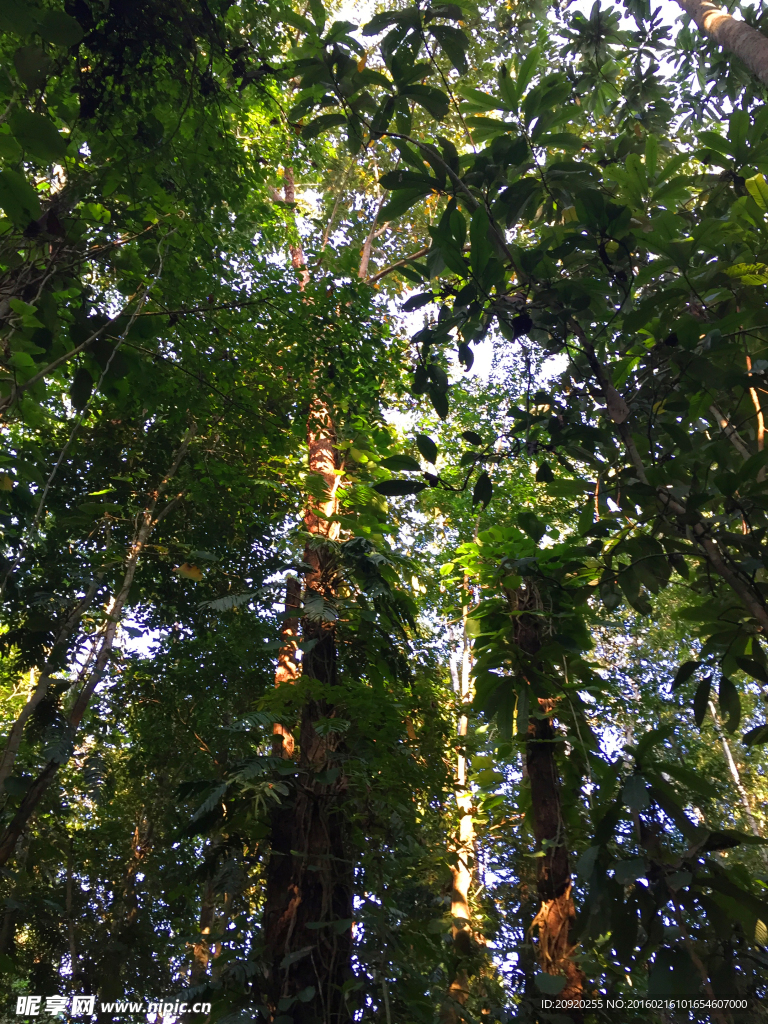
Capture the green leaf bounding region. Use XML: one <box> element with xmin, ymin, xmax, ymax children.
<box><xmin>373</xmin><ymin>479</ymin><xmax>428</xmax><ymax>497</ymax></box>
<box><xmin>415</xmin><ymin>434</ymin><xmax>438</xmax><ymax>464</ymax></box>
<box><xmin>363</xmin><ymin>9</ymin><xmax>418</xmax><ymax>35</ymax></box>
<box><xmin>623</xmin><ymin>773</ymin><xmax>650</xmax><ymax>811</ymax></box>
<box><xmin>0</xmin><ymin>0</ymin><xmax>36</xmax><ymax>36</ymax></box>
<box><xmin>645</xmin><ymin>133</ymin><xmax>658</xmax><ymax>178</ymax></box>
<box><xmin>401</xmin><ymin>292</ymin><xmax>434</xmax><ymax>312</ymax></box>
<box><xmin>379</xmin><ymin>187</ymin><xmax>432</xmax><ymax>221</ymax></box>
<box><xmin>0</xmin><ymin>168</ymin><xmax>41</xmax><ymax>225</ymax></box>
<box><xmin>380</xmin><ymin>454</ymin><xmax>421</xmax><ymax>472</ymax></box>
<box><xmin>735</xmin><ymin>656</ymin><xmax>768</xmax><ymax>683</ymax></box>
<box><xmin>718</xmin><ymin>676</ymin><xmax>741</xmax><ymax>733</ymax></box>
<box><xmin>399</xmin><ymin>85</ymin><xmax>450</xmax><ymax>120</ymax></box>
<box><xmin>308</xmin><ymin>0</ymin><xmax>326</xmax><ymax>31</ymax></box>
<box><xmin>743</xmin><ymin>723</ymin><xmax>768</xmax><ymax>746</ymax></box>
<box><xmin>535</xmin><ymin>974</ymin><xmax>566</xmax><ymax>995</ymax></box>
<box><xmin>69</xmin><ymin>368</ymin><xmax>93</xmax><ymax>411</ymax></box>
<box><xmin>693</xmin><ymin>675</ymin><xmax>712</xmax><ymax>728</ymax></box>
<box><xmin>515</xmin><ymin>48</ymin><xmax>540</xmax><ymax>96</ymax></box>
<box><xmin>535</xmin><ymin>462</ymin><xmax>554</xmax><ymax>483</ymax></box>
<box><xmin>38</xmin><ymin>9</ymin><xmax>83</xmax><ymax>46</ymax></box>
<box><xmin>381</xmin><ymin>168</ymin><xmax>436</xmax><ymax>190</ymax></box>
<box><xmin>672</xmin><ymin>660</ymin><xmax>699</xmax><ymax>691</ymax></box>
<box><xmin>9</xmin><ymin>108</ymin><xmax>67</xmax><ymax>163</ymax></box>
<box><xmin>576</xmin><ymin>845</ymin><xmax>600</xmax><ymax>881</ymax></box>
<box><xmin>427</xmin><ymin>363</ymin><xmax>449</xmax><ymax>392</ymax></box>
<box><xmin>472</xmin><ymin>470</ymin><xmax>492</xmax><ymax>507</ymax></box>
<box><xmin>301</xmin><ymin>114</ymin><xmax>347</xmax><ymax>140</ymax></box>
<box><xmin>428</xmin><ymin>24</ymin><xmax>469</xmax><ymax>74</ymax></box>
<box><xmin>284</xmin><ymin>9</ymin><xmax>315</xmax><ymax>33</ymax></box>
<box><xmin>657</xmin><ymin>762</ymin><xmax>717</xmax><ymax>799</ymax></box>
<box><xmin>470</xmin><ymin>205</ymin><xmax>493</xmax><ymax>278</ymax></box>
<box><xmin>517</xmin><ymin>511</ymin><xmax>544</xmax><ymax>542</ymax></box>
<box><xmin>13</xmin><ymin>45</ymin><xmax>51</xmax><ymax>89</ymax></box>
<box><xmin>429</xmin><ymin>385</ymin><xmax>449</xmax><ymax>419</ymax></box>
<box><xmin>745</xmin><ymin>173</ymin><xmax>768</xmax><ymax>210</ymax></box>
<box><xmin>648</xmin><ymin>948</ymin><xmax>700</xmax><ymax>998</ymax></box>
<box><xmin>461</xmin><ymin>430</ymin><xmax>483</xmax><ymax>445</ymax></box>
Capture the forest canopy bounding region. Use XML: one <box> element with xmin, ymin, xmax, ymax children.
<box><xmin>1</xmin><ymin>0</ymin><xmax>768</xmax><ymax>1022</ymax></box>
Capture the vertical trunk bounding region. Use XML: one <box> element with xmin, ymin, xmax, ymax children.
<box><xmin>66</xmin><ymin>836</ymin><xmax>78</xmax><ymax>987</ymax></box>
<box><xmin>264</xmin><ymin>401</ymin><xmax>352</xmax><ymax>1021</ymax></box>
<box><xmin>673</xmin><ymin>0</ymin><xmax>768</xmax><ymax>87</ymax></box>
<box><xmin>445</xmin><ymin>601</ymin><xmax>476</xmax><ymax>1018</ymax></box>
<box><xmin>512</xmin><ymin>585</ymin><xmax>585</xmax><ymax>1009</ymax></box>
<box><xmin>527</xmin><ymin>702</ymin><xmax>582</xmax><ymax>1001</ymax></box>
<box><xmin>708</xmin><ymin>701</ymin><xmax>766</xmax><ymax>851</ymax></box>
<box><xmin>190</xmin><ymin>879</ymin><xmax>216</xmax><ymax>987</ymax></box>
<box><xmin>273</xmin><ymin>577</ymin><xmax>301</xmax><ymax>758</ymax></box>
<box><xmin>747</xmin><ymin>356</ymin><xmax>766</xmax><ymax>482</ymax></box>
<box><xmin>264</xmin><ymin>169</ymin><xmax>353</xmax><ymax>1021</ymax></box>
<box><xmin>122</xmin><ymin>816</ymin><xmax>153</xmax><ymax>930</ymax></box>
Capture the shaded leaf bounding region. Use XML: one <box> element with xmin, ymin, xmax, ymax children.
<box><xmin>472</xmin><ymin>470</ymin><xmax>492</xmax><ymax>507</ymax></box>
<box><xmin>718</xmin><ymin>676</ymin><xmax>740</xmax><ymax>734</ymax></box>
<box><xmin>380</xmin><ymin>454</ymin><xmax>421</xmax><ymax>472</ymax></box>
<box><xmin>9</xmin><ymin>108</ymin><xmax>67</xmax><ymax>162</ymax></box>
<box><xmin>373</xmin><ymin>479</ymin><xmax>428</xmax><ymax>496</ymax></box>
<box><xmin>693</xmin><ymin>676</ymin><xmax>711</xmax><ymax>728</ymax></box>
<box><xmin>415</xmin><ymin>434</ymin><xmax>438</xmax><ymax>463</ymax></box>
<box><xmin>69</xmin><ymin>367</ymin><xmax>93</xmax><ymax>411</ymax></box>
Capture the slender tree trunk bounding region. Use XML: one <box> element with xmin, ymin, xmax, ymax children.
<box><xmin>674</xmin><ymin>0</ymin><xmax>768</xmax><ymax>86</ymax></box>
<box><xmin>0</xmin><ymin>579</ymin><xmax>103</xmax><ymax>793</ymax></box>
<box><xmin>273</xmin><ymin>577</ymin><xmax>301</xmax><ymax>758</ymax></box>
<box><xmin>510</xmin><ymin>584</ymin><xmax>585</xmax><ymax>1011</ymax></box>
<box><xmin>66</xmin><ymin>836</ymin><xmax>78</xmax><ymax>988</ymax></box>
<box><xmin>190</xmin><ymin>879</ymin><xmax>216</xmax><ymax>987</ymax></box>
<box><xmin>0</xmin><ymin>430</ymin><xmax>194</xmax><ymax>867</ymax></box>
<box><xmin>708</xmin><ymin>701</ymin><xmax>765</xmax><ymax>847</ymax></box>
<box><xmin>444</xmin><ymin>601</ymin><xmax>476</xmax><ymax>1019</ymax></box>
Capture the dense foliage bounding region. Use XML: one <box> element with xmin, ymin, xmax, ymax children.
<box><xmin>1</xmin><ymin>0</ymin><xmax>767</xmax><ymax>1023</ymax></box>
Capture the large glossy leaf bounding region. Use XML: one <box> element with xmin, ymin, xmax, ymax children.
<box><xmin>9</xmin><ymin>108</ymin><xmax>67</xmax><ymax>162</ymax></box>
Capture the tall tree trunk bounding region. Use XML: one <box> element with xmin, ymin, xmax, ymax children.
<box><xmin>674</xmin><ymin>0</ymin><xmax>768</xmax><ymax>86</ymax></box>
<box><xmin>273</xmin><ymin>577</ymin><xmax>301</xmax><ymax>758</ymax></box>
<box><xmin>444</xmin><ymin>599</ymin><xmax>476</xmax><ymax>1019</ymax></box>
<box><xmin>511</xmin><ymin>584</ymin><xmax>585</xmax><ymax>1011</ymax></box>
<box><xmin>263</xmin><ymin>402</ymin><xmax>352</xmax><ymax>1023</ymax></box>
<box><xmin>264</xmin><ymin>186</ymin><xmax>352</xmax><ymax>1019</ymax></box>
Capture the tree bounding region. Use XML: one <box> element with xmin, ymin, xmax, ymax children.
<box><xmin>3</xmin><ymin>0</ymin><xmax>768</xmax><ymax>1021</ymax></box>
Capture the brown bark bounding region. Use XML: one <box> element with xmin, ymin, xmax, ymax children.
<box><xmin>190</xmin><ymin>879</ymin><xmax>216</xmax><ymax>986</ymax></box>
<box><xmin>510</xmin><ymin>584</ymin><xmax>585</xmax><ymax>1011</ymax></box>
<box><xmin>273</xmin><ymin>577</ymin><xmax>301</xmax><ymax>758</ymax></box>
<box><xmin>263</xmin><ymin>403</ymin><xmax>353</xmax><ymax>1023</ymax></box>
<box><xmin>122</xmin><ymin>816</ymin><xmax>153</xmax><ymax>929</ymax></box>
<box><xmin>674</xmin><ymin>0</ymin><xmax>768</xmax><ymax>87</ymax></box>
<box><xmin>0</xmin><ymin>431</ymin><xmax>194</xmax><ymax>867</ymax></box>
<box><xmin>264</xmin><ymin>169</ymin><xmax>353</xmax><ymax>1020</ymax></box>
